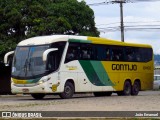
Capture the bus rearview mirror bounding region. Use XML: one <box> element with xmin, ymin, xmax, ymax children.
<box><xmin>43</xmin><ymin>48</ymin><xmax>58</xmax><ymax>62</ymax></box>
<box><xmin>4</xmin><ymin>51</ymin><xmax>14</xmax><ymax>66</ymax></box>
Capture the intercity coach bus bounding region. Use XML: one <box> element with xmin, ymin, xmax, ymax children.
<box><xmin>4</xmin><ymin>35</ymin><xmax>154</xmax><ymax>99</ymax></box>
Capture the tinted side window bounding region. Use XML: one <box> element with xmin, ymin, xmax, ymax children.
<box><xmin>48</xmin><ymin>42</ymin><xmax>66</xmax><ymax>70</ymax></box>
<box><xmin>125</xmin><ymin>47</ymin><xmax>141</xmax><ymax>62</ymax></box>
<box><xmin>111</xmin><ymin>46</ymin><xmax>124</xmax><ymax>61</ymax></box>
<box><xmin>94</xmin><ymin>45</ymin><xmax>108</xmax><ymax>61</ymax></box>
<box><xmin>51</xmin><ymin>42</ymin><xmax>66</xmax><ymax>51</ymax></box>
<box><xmin>65</xmin><ymin>42</ymin><xmax>153</xmax><ymax>63</ymax></box>
<box><xmin>80</xmin><ymin>44</ymin><xmax>94</xmax><ymax>60</ymax></box>
<box><xmin>50</xmin><ymin>42</ymin><xmax>66</xmax><ymax>60</ymax></box>
<box><xmin>124</xmin><ymin>47</ymin><xmax>152</xmax><ymax>62</ymax></box>
<box><xmin>141</xmin><ymin>48</ymin><xmax>152</xmax><ymax>62</ymax></box>
<box><xmin>133</xmin><ymin>48</ymin><xmax>142</xmax><ymax>62</ymax></box>
<box><xmin>65</xmin><ymin>42</ymin><xmax>80</xmax><ymax>63</ymax></box>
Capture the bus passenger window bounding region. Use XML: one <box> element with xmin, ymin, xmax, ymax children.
<box><xmin>80</xmin><ymin>44</ymin><xmax>93</xmax><ymax>60</ymax></box>
<box><xmin>125</xmin><ymin>47</ymin><xmax>135</xmax><ymax>61</ymax></box>
<box><xmin>66</xmin><ymin>48</ymin><xmax>78</xmax><ymax>62</ymax></box>
<box><xmin>65</xmin><ymin>42</ymin><xmax>79</xmax><ymax>63</ymax></box>
<box><xmin>82</xmin><ymin>50</ymin><xmax>90</xmax><ymax>59</ymax></box>
<box><xmin>136</xmin><ymin>54</ymin><xmax>141</xmax><ymax>61</ymax></box>
<box><xmin>127</xmin><ymin>54</ymin><xmax>133</xmax><ymax>61</ymax></box>
<box><xmin>126</xmin><ymin>47</ymin><xmax>143</xmax><ymax>62</ymax></box>
<box><xmin>66</xmin><ymin>49</ymin><xmax>75</xmax><ymax>60</ymax></box>
<box><xmin>141</xmin><ymin>48</ymin><xmax>152</xmax><ymax>62</ymax></box>
<box><xmin>111</xmin><ymin>47</ymin><xmax>124</xmax><ymax>61</ymax></box>
<box><xmin>105</xmin><ymin>48</ymin><xmax>110</xmax><ymax>60</ymax></box>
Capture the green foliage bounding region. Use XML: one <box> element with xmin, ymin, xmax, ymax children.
<box><xmin>0</xmin><ymin>0</ymin><xmax>99</xmax><ymax>60</ymax></box>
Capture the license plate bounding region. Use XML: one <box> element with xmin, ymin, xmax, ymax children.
<box><xmin>22</xmin><ymin>89</ymin><xmax>29</xmax><ymax>93</ymax></box>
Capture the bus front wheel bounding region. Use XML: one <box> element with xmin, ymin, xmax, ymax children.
<box><xmin>31</xmin><ymin>93</ymin><xmax>45</xmax><ymax>100</ymax></box>
<box><xmin>59</xmin><ymin>82</ymin><xmax>74</xmax><ymax>99</ymax></box>
<box><xmin>131</xmin><ymin>81</ymin><xmax>140</xmax><ymax>96</ymax></box>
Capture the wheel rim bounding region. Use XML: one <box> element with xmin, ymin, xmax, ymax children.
<box><xmin>134</xmin><ymin>83</ymin><xmax>139</xmax><ymax>93</ymax></box>
<box><xmin>64</xmin><ymin>86</ymin><xmax>71</xmax><ymax>96</ymax></box>
<box><xmin>125</xmin><ymin>83</ymin><xmax>131</xmax><ymax>94</ymax></box>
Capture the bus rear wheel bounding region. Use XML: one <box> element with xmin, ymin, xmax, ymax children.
<box><xmin>117</xmin><ymin>81</ymin><xmax>131</xmax><ymax>96</ymax></box>
<box><xmin>59</xmin><ymin>82</ymin><xmax>74</xmax><ymax>99</ymax></box>
<box><xmin>131</xmin><ymin>81</ymin><xmax>140</xmax><ymax>96</ymax></box>
<box><xmin>31</xmin><ymin>93</ymin><xmax>45</xmax><ymax>100</ymax></box>
<box><xmin>94</xmin><ymin>92</ymin><xmax>112</xmax><ymax>97</ymax></box>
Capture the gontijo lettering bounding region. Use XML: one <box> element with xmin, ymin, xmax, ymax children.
<box><xmin>112</xmin><ymin>64</ymin><xmax>137</xmax><ymax>71</ymax></box>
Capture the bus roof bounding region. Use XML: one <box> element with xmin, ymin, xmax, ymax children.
<box><xmin>88</xmin><ymin>36</ymin><xmax>152</xmax><ymax>48</ymax></box>
<box><xmin>18</xmin><ymin>35</ymin><xmax>152</xmax><ymax>48</ymax></box>
<box><xmin>18</xmin><ymin>35</ymin><xmax>87</xmax><ymax>46</ymax></box>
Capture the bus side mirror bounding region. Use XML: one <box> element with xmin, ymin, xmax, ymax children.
<box><xmin>43</xmin><ymin>48</ymin><xmax>58</xmax><ymax>62</ymax></box>
<box><xmin>4</xmin><ymin>51</ymin><xmax>14</xmax><ymax>66</ymax></box>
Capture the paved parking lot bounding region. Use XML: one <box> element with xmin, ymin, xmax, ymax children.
<box><xmin>0</xmin><ymin>91</ymin><xmax>160</xmax><ymax>111</ymax></box>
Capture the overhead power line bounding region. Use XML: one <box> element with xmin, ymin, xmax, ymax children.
<box><xmin>88</xmin><ymin>0</ymin><xmax>160</xmax><ymax>6</ymax></box>
<box><xmin>98</xmin><ymin>26</ymin><xmax>160</xmax><ymax>33</ymax></box>
<box><xmin>88</xmin><ymin>0</ymin><xmax>131</xmax><ymax>6</ymax></box>
<box><xmin>96</xmin><ymin>21</ymin><xmax>160</xmax><ymax>26</ymax></box>
<box><xmin>88</xmin><ymin>0</ymin><xmax>130</xmax><ymax>42</ymax></box>
<box><xmin>87</xmin><ymin>0</ymin><xmax>160</xmax><ymax>42</ymax></box>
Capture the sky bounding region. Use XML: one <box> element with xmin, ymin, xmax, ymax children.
<box><xmin>80</xmin><ymin>0</ymin><xmax>160</xmax><ymax>54</ymax></box>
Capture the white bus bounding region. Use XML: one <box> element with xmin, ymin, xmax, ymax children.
<box><xmin>4</xmin><ymin>35</ymin><xmax>154</xmax><ymax>99</ymax></box>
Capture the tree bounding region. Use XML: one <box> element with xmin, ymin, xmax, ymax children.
<box><xmin>0</xmin><ymin>0</ymin><xmax>99</xmax><ymax>60</ymax></box>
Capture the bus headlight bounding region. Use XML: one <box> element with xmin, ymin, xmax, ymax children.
<box><xmin>38</xmin><ymin>76</ymin><xmax>51</xmax><ymax>84</ymax></box>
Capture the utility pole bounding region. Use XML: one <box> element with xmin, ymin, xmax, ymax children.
<box><xmin>120</xmin><ymin>1</ymin><xmax>124</xmax><ymax>42</ymax></box>
<box><xmin>112</xmin><ymin>0</ymin><xmax>125</xmax><ymax>42</ymax></box>
<box><xmin>88</xmin><ymin>0</ymin><xmax>128</xmax><ymax>42</ymax></box>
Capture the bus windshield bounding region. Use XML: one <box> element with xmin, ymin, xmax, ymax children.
<box><xmin>12</xmin><ymin>45</ymin><xmax>49</xmax><ymax>79</ymax></box>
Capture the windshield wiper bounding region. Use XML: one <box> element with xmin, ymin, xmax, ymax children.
<box><xmin>24</xmin><ymin>59</ymin><xmax>28</xmax><ymax>77</ymax></box>
<box><xmin>28</xmin><ymin>58</ymin><xmax>35</xmax><ymax>77</ymax></box>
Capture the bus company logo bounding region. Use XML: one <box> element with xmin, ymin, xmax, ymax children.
<box><xmin>112</xmin><ymin>64</ymin><xmax>137</xmax><ymax>71</ymax></box>
<box><xmin>2</xmin><ymin>112</ymin><xmax>42</xmax><ymax>118</ymax></box>
<box><xmin>66</xmin><ymin>65</ymin><xmax>78</xmax><ymax>70</ymax></box>
<box><xmin>2</xmin><ymin>112</ymin><xmax>11</xmax><ymax>118</ymax></box>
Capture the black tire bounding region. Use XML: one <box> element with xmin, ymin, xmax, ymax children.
<box><xmin>94</xmin><ymin>92</ymin><xmax>112</xmax><ymax>97</ymax></box>
<box><xmin>117</xmin><ymin>91</ymin><xmax>123</xmax><ymax>96</ymax></box>
<box><xmin>131</xmin><ymin>81</ymin><xmax>140</xmax><ymax>96</ymax></box>
<box><xmin>117</xmin><ymin>81</ymin><xmax>131</xmax><ymax>96</ymax></box>
<box><xmin>59</xmin><ymin>82</ymin><xmax>74</xmax><ymax>99</ymax></box>
<box><xmin>93</xmin><ymin>92</ymin><xmax>101</xmax><ymax>97</ymax></box>
<box><xmin>31</xmin><ymin>93</ymin><xmax>45</xmax><ymax>100</ymax></box>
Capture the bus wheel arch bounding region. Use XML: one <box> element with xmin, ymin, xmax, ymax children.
<box><xmin>131</xmin><ymin>79</ymin><xmax>141</xmax><ymax>96</ymax></box>
<box><xmin>59</xmin><ymin>79</ymin><xmax>75</xmax><ymax>99</ymax></box>
<box><xmin>117</xmin><ymin>79</ymin><xmax>132</xmax><ymax>96</ymax></box>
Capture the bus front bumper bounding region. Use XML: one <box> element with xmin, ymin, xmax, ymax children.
<box><xmin>11</xmin><ymin>83</ymin><xmax>55</xmax><ymax>94</ymax></box>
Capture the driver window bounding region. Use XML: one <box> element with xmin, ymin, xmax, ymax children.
<box><xmin>47</xmin><ymin>51</ymin><xmax>58</xmax><ymax>71</ymax></box>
